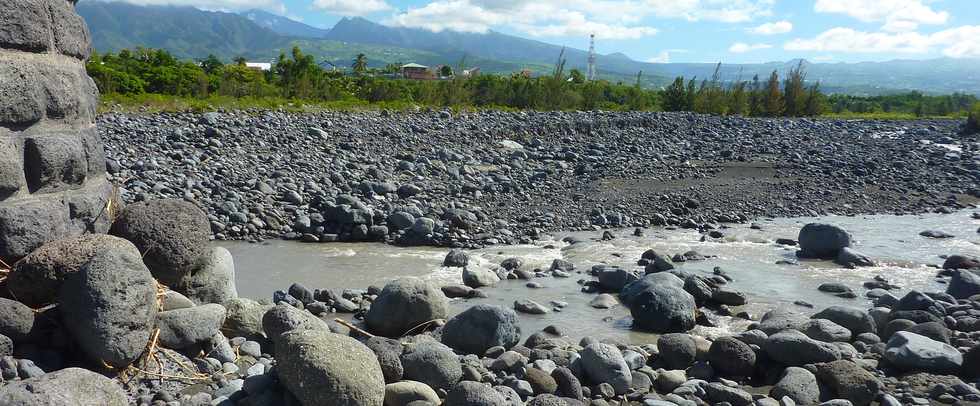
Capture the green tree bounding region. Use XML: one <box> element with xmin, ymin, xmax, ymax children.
<box><xmin>439</xmin><ymin>65</ymin><xmax>453</xmax><ymax>77</ymax></box>
<box><xmin>662</xmin><ymin>76</ymin><xmax>687</xmax><ymax>111</ymax></box>
<box><xmin>685</xmin><ymin>77</ymin><xmax>697</xmax><ymax>111</ymax></box>
<box><xmin>748</xmin><ymin>74</ymin><xmax>763</xmax><ymax>116</ymax></box>
<box><xmin>763</xmin><ymin>70</ymin><xmax>782</xmax><ymax>117</ymax></box>
<box><xmin>233</xmin><ymin>56</ymin><xmax>247</xmax><ymax>66</ymax></box>
<box><xmin>783</xmin><ymin>61</ymin><xmax>807</xmax><ymax>116</ymax></box>
<box><xmin>967</xmin><ymin>103</ymin><xmax>980</xmax><ymax>134</ymax></box>
<box><xmin>352</xmin><ymin>53</ymin><xmax>368</xmax><ymax>75</ymax></box>
<box><xmin>803</xmin><ymin>81</ymin><xmax>824</xmax><ymax>116</ymax></box>
<box><xmin>569</xmin><ymin>69</ymin><xmax>585</xmax><ymax>84</ymax></box>
<box><xmin>201</xmin><ymin>54</ymin><xmax>224</xmax><ymax>74</ymax></box>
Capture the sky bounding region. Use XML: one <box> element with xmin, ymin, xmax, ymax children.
<box><xmin>97</xmin><ymin>0</ymin><xmax>980</xmax><ymax>64</ymax></box>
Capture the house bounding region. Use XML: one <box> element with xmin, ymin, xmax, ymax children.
<box><xmin>245</xmin><ymin>62</ymin><xmax>272</xmax><ymax>71</ymax></box>
<box><xmin>401</xmin><ymin>63</ymin><xmax>435</xmax><ymax>80</ymax></box>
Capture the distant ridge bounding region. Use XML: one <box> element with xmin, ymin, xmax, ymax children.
<box><xmin>77</xmin><ymin>2</ymin><xmax>980</xmax><ymax>95</ymax></box>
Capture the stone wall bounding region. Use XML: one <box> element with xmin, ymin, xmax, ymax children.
<box><xmin>0</xmin><ymin>0</ymin><xmax>114</xmax><ymax>262</ymax></box>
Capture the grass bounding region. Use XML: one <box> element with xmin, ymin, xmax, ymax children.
<box><xmin>98</xmin><ymin>93</ymin><xmax>970</xmax><ymax>121</ymax></box>
<box><xmin>98</xmin><ymin>93</ymin><xmax>421</xmax><ymax>114</ymax></box>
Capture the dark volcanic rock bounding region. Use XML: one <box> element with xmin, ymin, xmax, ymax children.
<box><xmin>798</xmin><ymin>223</ymin><xmax>851</xmax><ymax>259</ymax></box>
<box><xmin>366</xmin><ymin>278</ymin><xmax>448</xmax><ymax>337</ymax></box>
<box><xmin>58</xmin><ymin>241</ymin><xmax>157</xmax><ymax>368</ymax></box>
<box><xmin>442</xmin><ymin>304</ymin><xmax>521</xmax><ymax>355</ymax></box>
<box><xmin>109</xmin><ymin>199</ymin><xmax>211</xmax><ymax>285</ymax></box>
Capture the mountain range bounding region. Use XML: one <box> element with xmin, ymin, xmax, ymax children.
<box><xmin>77</xmin><ymin>2</ymin><xmax>980</xmax><ymax>95</ymax></box>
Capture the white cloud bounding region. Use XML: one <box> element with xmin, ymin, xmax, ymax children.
<box><xmin>644</xmin><ymin>0</ymin><xmax>774</xmax><ymax>23</ymax></box>
<box><xmin>751</xmin><ymin>20</ymin><xmax>792</xmax><ymax>35</ymax></box>
<box><xmin>785</xmin><ymin>26</ymin><xmax>980</xmax><ymax>58</ymax></box>
<box><xmin>386</xmin><ymin>0</ymin><xmax>773</xmax><ymax>39</ymax></box>
<box><xmin>312</xmin><ymin>0</ymin><xmax>391</xmax><ymax>16</ymax></box>
<box><xmin>813</xmin><ymin>0</ymin><xmax>949</xmax><ymax>31</ymax></box>
<box><xmin>646</xmin><ymin>51</ymin><xmax>670</xmax><ymax>63</ymax></box>
<box><xmin>729</xmin><ymin>42</ymin><xmax>772</xmax><ymax>53</ymax></box>
<box><xmin>91</xmin><ymin>0</ymin><xmax>285</xmax><ymax>13</ymax></box>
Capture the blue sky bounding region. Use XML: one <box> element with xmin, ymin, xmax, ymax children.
<box><xmin>108</xmin><ymin>0</ymin><xmax>979</xmax><ymax>63</ymax></box>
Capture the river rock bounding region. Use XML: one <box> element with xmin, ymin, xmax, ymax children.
<box><xmin>758</xmin><ymin>307</ymin><xmax>809</xmax><ymax>334</ymax></box>
<box><xmin>276</xmin><ymin>329</ymin><xmax>385</xmax><ymax>406</ymax></box>
<box><xmin>224</xmin><ymin>297</ymin><xmax>273</xmax><ymax>339</ymax></box>
<box><xmin>811</xmin><ymin>360</ymin><xmax>882</xmax><ymax>406</ymax></box>
<box><xmin>764</xmin><ymin>330</ymin><xmax>842</xmax><ymax>366</ymax></box>
<box><xmin>156</xmin><ymin>303</ymin><xmax>226</xmax><ymax>349</ymax></box>
<box><xmin>6</xmin><ymin>234</ymin><xmax>132</xmax><ymax>306</ymax></box>
<box><xmin>515</xmin><ymin>299</ymin><xmax>549</xmax><ymax>314</ymax></box>
<box><xmin>597</xmin><ymin>267</ymin><xmax>637</xmax><ymax>291</ymax></box>
<box><xmin>365</xmin><ymin>336</ymin><xmax>405</xmax><ymax>383</ymax></box>
<box><xmin>58</xmin><ymin>243</ymin><xmax>157</xmax><ymax>368</ymax></box>
<box><xmin>444</xmin><ymin>249</ymin><xmax>469</xmax><ymax>267</ymax></box>
<box><xmin>812</xmin><ymin>306</ymin><xmax>877</xmax><ymax>335</ymax></box>
<box><xmin>109</xmin><ymin>199</ymin><xmax>211</xmax><ymax>285</ymax></box>
<box><xmin>884</xmin><ymin>331</ymin><xmax>963</xmax><ymax>373</ymax></box>
<box><xmin>445</xmin><ymin>381</ymin><xmax>509</xmax><ymax>406</ymax></box>
<box><xmin>803</xmin><ymin>319</ymin><xmax>852</xmax><ymax>342</ymax></box>
<box><xmin>262</xmin><ymin>303</ymin><xmax>330</xmax><ymax>342</ymax></box>
<box><xmin>462</xmin><ymin>267</ymin><xmax>500</xmax><ymax>288</ymax></box>
<box><xmin>627</xmin><ymin>279</ymin><xmax>696</xmax><ymax>333</ymax></box>
<box><xmin>366</xmin><ymin>278</ymin><xmax>448</xmax><ymax>337</ymax></box>
<box><xmin>442</xmin><ymin>304</ymin><xmax>521</xmax><ymax>355</ymax></box>
<box><xmin>771</xmin><ymin>366</ymin><xmax>820</xmax><ymax>405</ymax></box>
<box><xmin>943</xmin><ymin>255</ymin><xmax>980</xmax><ymax>270</ymax></box>
<box><xmin>708</xmin><ymin>336</ymin><xmax>756</xmax><ymax>377</ymax></box>
<box><xmin>620</xmin><ymin>272</ymin><xmax>684</xmax><ymax>305</ymax></box>
<box><xmin>384</xmin><ymin>380</ymin><xmax>440</xmax><ymax>405</ymax></box>
<box><xmin>798</xmin><ymin>223</ymin><xmax>852</xmax><ymax>259</ymax></box>
<box><xmin>172</xmin><ymin>246</ymin><xmax>238</xmax><ymax>305</ymax></box>
<box><xmin>589</xmin><ymin>293</ymin><xmax>618</xmax><ymax>309</ymax></box>
<box><xmin>400</xmin><ymin>340</ymin><xmax>463</xmax><ymax>391</ymax></box>
<box><xmin>834</xmin><ymin>247</ymin><xmax>875</xmax><ymax>268</ymax></box>
<box><xmin>919</xmin><ymin>230</ymin><xmax>954</xmax><ymax>239</ymax></box>
<box><xmin>580</xmin><ymin>343</ymin><xmax>632</xmax><ymax>395</ymax></box>
<box><xmin>0</xmin><ymin>298</ymin><xmax>35</xmax><ymax>342</ymax></box>
<box><xmin>946</xmin><ymin>269</ymin><xmax>980</xmax><ymax>299</ymax></box>
<box><xmin>0</xmin><ymin>368</ymin><xmax>128</xmax><ymax>406</ymax></box>
<box><xmin>658</xmin><ymin>333</ymin><xmax>697</xmax><ymax>369</ymax></box>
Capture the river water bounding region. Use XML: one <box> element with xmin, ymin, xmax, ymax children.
<box><xmin>220</xmin><ymin>213</ymin><xmax>979</xmax><ymax>345</ymax></box>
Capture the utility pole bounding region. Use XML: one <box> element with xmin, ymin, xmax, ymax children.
<box><xmin>587</xmin><ymin>34</ymin><xmax>597</xmax><ymax>81</ymax></box>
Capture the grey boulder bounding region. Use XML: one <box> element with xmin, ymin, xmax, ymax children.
<box><xmin>884</xmin><ymin>331</ymin><xmax>963</xmax><ymax>373</ymax></box>
<box><xmin>58</xmin><ymin>243</ymin><xmax>157</xmax><ymax>368</ymax></box>
<box><xmin>262</xmin><ymin>303</ymin><xmax>330</xmax><ymax>342</ymax></box>
<box><xmin>109</xmin><ymin>199</ymin><xmax>211</xmax><ymax>285</ymax></box>
<box><xmin>442</xmin><ymin>304</ymin><xmax>521</xmax><ymax>355</ymax></box>
<box><xmin>7</xmin><ymin>234</ymin><xmax>132</xmax><ymax>307</ymax></box>
<box><xmin>462</xmin><ymin>267</ymin><xmax>500</xmax><ymax>288</ymax></box>
<box><xmin>276</xmin><ymin>329</ymin><xmax>385</xmax><ymax>406</ymax></box>
<box><xmin>770</xmin><ymin>366</ymin><xmax>820</xmax><ymax>405</ymax></box>
<box><xmin>400</xmin><ymin>340</ymin><xmax>463</xmax><ymax>391</ymax></box>
<box><xmin>627</xmin><ymin>281</ymin><xmax>696</xmax><ymax>333</ymax></box>
<box><xmin>366</xmin><ymin>278</ymin><xmax>448</xmax><ymax>337</ymax></box>
<box><xmin>445</xmin><ymin>381</ymin><xmax>509</xmax><ymax>406</ymax></box>
<box><xmin>764</xmin><ymin>329</ymin><xmax>842</xmax><ymax>366</ymax></box>
<box><xmin>798</xmin><ymin>223</ymin><xmax>851</xmax><ymax>259</ymax></box>
<box><xmin>0</xmin><ymin>368</ymin><xmax>128</xmax><ymax>406</ymax></box>
<box><xmin>172</xmin><ymin>246</ymin><xmax>238</xmax><ymax>305</ymax></box>
<box><xmin>156</xmin><ymin>304</ymin><xmax>227</xmax><ymax>349</ymax></box>
<box><xmin>580</xmin><ymin>343</ymin><xmax>632</xmax><ymax>395</ymax></box>
<box><xmin>946</xmin><ymin>269</ymin><xmax>980</xmax><ymax>299</ymax></box>
<box><xmin>812</xmin><ymin>306</ymin><xmax>876</xmax><ymax>335</ymax></box>
<box><xmin>0</xmin><ymin>298</ymin><xmax>35</xmax><ymax>342</ymax></box>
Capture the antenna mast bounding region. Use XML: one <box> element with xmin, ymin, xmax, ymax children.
<box><xmin>587</xmin><ymin>34</ymin><xmax>597</xmax><ymax>81</ymax></box>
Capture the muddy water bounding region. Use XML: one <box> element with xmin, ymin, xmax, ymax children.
<box><xmin>220</xmin><ymin>213</ymin><xmax>979</xmax><ymax>345</ymax></box>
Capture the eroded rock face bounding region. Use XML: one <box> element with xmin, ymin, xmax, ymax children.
<box><xmin>0</xmin><ymin>0</ymin><xmax>115</xmax><ymax>264</ymax></box>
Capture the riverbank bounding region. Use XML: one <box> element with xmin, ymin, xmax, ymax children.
<box><xmin>99</xmin><ymin>110</ymin><xmax>978</xmax><ymax>248</ymax></box>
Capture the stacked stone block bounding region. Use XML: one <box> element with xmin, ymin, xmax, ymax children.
<box><xmin>0</xmin><ymin>0</ymin><xmax>114</xmax><ymax>262</ymax></box>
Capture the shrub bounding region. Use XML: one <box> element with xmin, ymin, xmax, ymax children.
<box><xmin>967</xmin><ymin>103</ymin><xmax>980</xmax><ymax>134</ymax></box>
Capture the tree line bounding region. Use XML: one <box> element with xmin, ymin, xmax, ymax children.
<box><xmin>87</xmin><ymin>46</ymin><xmax>978</xmax><ymax>119</ymax></box>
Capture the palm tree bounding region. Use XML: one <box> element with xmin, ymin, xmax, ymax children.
<box><xmin>352</xmin><ymin>53</ymin><xmax>367</xmax><ymax>74</ymax></box>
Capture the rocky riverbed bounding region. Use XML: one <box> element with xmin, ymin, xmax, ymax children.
<box><xmin>98</xmin><ymin>110</ymin><xmax>978</xmax><ymax>248</ymax></box>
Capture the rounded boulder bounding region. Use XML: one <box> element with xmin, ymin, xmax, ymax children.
<box><xmin>442</xmin><ymin>304</ymin><xmax>521</xmax><ymax>355</ymax></box>
<box><xmin>109</xmin><ymin>199</ymin><xmax>211</xmax><ymax>285</ymax></box>
<box><xmin>7</xmin><ymin>234</ymin><xmax>133</xmax><ymax>307</ymax></box>
<box><xmin>58</xmin><ymin>242</ymin><xmax>157</xmax><ymax>368</ymax></box>
<box><xmin>276</xmin><ymin>329</ymin><xmax>385</xmax><ymax>406</ymax></box>
<box><xmin>366</xmin><ymin>278</ymin><xmax>448</xmax><ymax>337</ymax></box>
